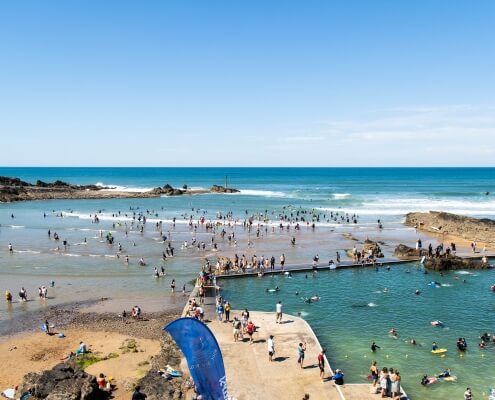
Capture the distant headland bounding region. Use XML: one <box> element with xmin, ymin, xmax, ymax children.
<box><xmin>0</xmin><ymin>176</ymin><xmax>239</xmax><ymax>202</ymax></box>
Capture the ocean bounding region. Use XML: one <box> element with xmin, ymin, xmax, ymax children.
<box><xmin>1</xmin><ymin>167</ymin><xmax>495</xmax><ymax>399</ymax></box>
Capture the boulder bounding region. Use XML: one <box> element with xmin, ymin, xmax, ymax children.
<box><xmin>210</xmin><ymin>185</ymin><xmax>239</xmax><ymax>194</ymax></box>
<box><xmin>424</xmin><ymin>256</ymin><xmax>491</xmax><ymax>271</ymax></box>
<box><xmin>0</xmin><ymin>176</ymin><xmax>31</xmax><ymax>186</ymax></box>
<box><xmin>16</xmin><ymin>363</ymin><xmax>109</xmax><ymax>400</ymax></box>
<box><xmin>394</xmin><ymin>244</ymin><xmax>428</xmax><ymax>260</ymax></box>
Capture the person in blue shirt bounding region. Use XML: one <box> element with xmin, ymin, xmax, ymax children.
<box><xmin>331</xmin><ymin>369</ymin><xmax>344</xmax><ymax>385</ymax></box>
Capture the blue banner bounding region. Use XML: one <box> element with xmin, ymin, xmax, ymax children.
<box><xmin>164</xmin><ymin>318</ymin><xmax>228</xmax><ymax>400</ymax></box>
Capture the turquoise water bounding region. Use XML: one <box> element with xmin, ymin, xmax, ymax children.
<box><xmin>219</xmin><ymin>265</ymin><xmax>495</xmax><ymax>399</ymax></box>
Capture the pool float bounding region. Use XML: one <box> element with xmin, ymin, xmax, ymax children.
<box><xmin>431</xmin><ymin>348</ymin><xmax>448</xmax><ymax>354</ymax></box>
<box><xmin>440</xmin><ymin>375</ymin><xmax>457</xmax><ymax>382</ymax></box>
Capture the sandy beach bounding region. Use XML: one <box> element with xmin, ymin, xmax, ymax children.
<box><xmin>0</xmin><ymin>309</ymin><xmax>185</xmax><ymax>400</ymax></box>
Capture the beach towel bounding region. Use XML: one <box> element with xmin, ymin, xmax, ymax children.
<box><xmin>1</xmin><ymin>389</ymin><xmax>15</xmax><ymax>399</ymax></box>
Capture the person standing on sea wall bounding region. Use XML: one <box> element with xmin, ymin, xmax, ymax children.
<box><xmin>318</xmin><ymin>349</ymin><xmax>326</xmax><ymax>381</ymax></box>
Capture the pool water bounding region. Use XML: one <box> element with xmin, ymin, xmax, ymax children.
<box><xmin>219</xmin><ymin>263</ymin><xmax>495</xmax><ymax>399</ymax></box>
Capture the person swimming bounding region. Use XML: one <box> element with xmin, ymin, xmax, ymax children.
<box><xmin>437</xmin><ymin>368</ymin><xmax>451</xmax><ymax>378</ymax></box>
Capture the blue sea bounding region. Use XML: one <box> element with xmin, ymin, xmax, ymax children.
<box><xmin>1</xmin><ymin>167</ymin><xmax>495</xmax><ymax>399</ymax></box>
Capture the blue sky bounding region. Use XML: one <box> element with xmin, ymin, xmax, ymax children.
<box><xmin>0</xmin><ymin>1</ymin><xmax>494</xmax><ymax>166</ymax></box>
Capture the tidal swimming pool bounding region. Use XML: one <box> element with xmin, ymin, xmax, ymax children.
<box><xmin>219</xmin><ymin>263</ymin><xmax>495</xmax><ymax>399</ymax></box>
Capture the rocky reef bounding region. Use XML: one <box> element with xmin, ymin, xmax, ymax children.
<box><xmin>423</xmin><ymin>256</ymin><xmax>491</xmax><ymax>271</ymax></box>
<box><xmin>0</xmin><ymin>176</ymin><xmax>239</xmax><ymax>202</ymax></box>
<box><xmin>405</xmin><ymin>211</ymin><xmax>495</xmax><ymax>245</ymax></box>
<box><xmin>394</xmin><ymin>244</ymin><xmax>491</xmax><ymax>270</ymax></box>
<box><xmin>210</xmin><ymin>185</ymin><xmax>240</xmax><ymax>194</ymax></box>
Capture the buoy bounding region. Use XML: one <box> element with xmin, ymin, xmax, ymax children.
<box><xmin>386</xmin><ymin>355</ymin><xmax>389</xmax><ymax>358</ymax></box>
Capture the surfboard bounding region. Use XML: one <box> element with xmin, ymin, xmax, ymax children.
<box><xmin>431</xmin><ymin>348</ymin><xmax>448</xmax><ymax>354</ymax></box>
<box><xmin>420</xmin><ymin>256</ymin><xmax>426</xmax><ymax>264</ymax></box>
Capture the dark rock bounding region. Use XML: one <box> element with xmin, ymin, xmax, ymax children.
<box><xmin>16</xmin><ymin>363</ymin><xmax>109</xmax><ymax>400</ymax></box>
<box><xmin>394</xmin><ymin>244</ymin><xmax>428</xmax><ymax>260</ymax></box>
<box><xmin>424</xmin><ymin>256</ymin><xmax>491</xmax><ymax>271</ymax></box>
<box><xmin>163</xmin><ymin>184</ymin><xmax>173</xmax><ymax>190</ymax></box>
<box><xmin>136</xmin><ymin>335</ymin><xmax>187</xmax><ymax>400</ymax></box>
<box><xmin>0</xmin><ymin>176</ymin><xmax>31</xmax><ymax>186</ymax></box>
<box><xmin>36</xmin><ymin>180</ymin><xmax>49</xmax><ymax>187</ymax></box>
<box><xmin>210</xmin><ymin>185</ymin><xmax>239</xmax><ymax>193</ymax></box>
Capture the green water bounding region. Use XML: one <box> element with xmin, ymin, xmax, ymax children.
<box><xmin>219</xmin><ymin>264</ymin><xmax>495</xmax><ymax>399</ymax></box>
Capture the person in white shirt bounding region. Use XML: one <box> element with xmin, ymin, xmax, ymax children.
<box><xmin>276</xmin><ymin>301</ymin><xmax>283</xmax><ymax>324</ymax></box>
<box><xmin>267</xmin><ymin>335</ymin><xmax>275</xmax><ymax>361</ymax></box>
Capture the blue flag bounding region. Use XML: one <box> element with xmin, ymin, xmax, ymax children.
<box><xmin>164</xmin><ymin>318</ymin><xmax>228</xmax><ymax>400</ymax></box>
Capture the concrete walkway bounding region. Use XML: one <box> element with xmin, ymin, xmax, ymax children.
<box><xmin>207</xmin><ymin>310</ymin><xmax>344</xmax><ymax>400</ymax></box>
<box><xmin>182</xmin><ymin>287</ymin><xmax>409</xmax><ymax>399</ymax></box>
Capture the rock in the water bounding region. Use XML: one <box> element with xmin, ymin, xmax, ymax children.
<box><xmin>394</xmin><ymin>244</ymin><xmax>428</xmax><ymax>260</ymax></box>
<box><xmin>346</xmin><ymin>239</ymin><xmax>384</xmax><ymax>259</ymax></box>
<box><xmin>423</xmin><ymin>256</ymin><xmax>490</xmax><ymax>271</ymax></box>
<box><xmin>16</xmin><ymin>363</ymin><xmax>109</xmax><ymax>400</ymax></box>
<box><xmin>210</xmin><ymin>185</ymin><xmax>239</xmax><ymax>194</ymax></box>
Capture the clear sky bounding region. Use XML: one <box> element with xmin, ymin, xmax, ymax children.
<box><xmin>0</xmin><ymin>1</ymin><xmax>494</xmax><ymax>167</ymax></box>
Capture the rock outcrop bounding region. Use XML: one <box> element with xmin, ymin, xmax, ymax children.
<box><xmin>423</xmin><ymin>256</ymin><xmax>491</xmax><ymax>271</ymax></box>
<box><xmin>346</xmin><ymin>238</ymin><xmax>384</xmax><ymax>258</ymax></box>
<box><xmin>405</xmin><ymin>211</ymin><xmax>495</xmax><ymax>245</ymax></box>
<box><xmin>16</xmin><ymin>363</ymin><xmax>109</xmax><ymax>400</ymax></box>
<box><xmin>394</xmin><ymin>244</ymin><xmax>428</xmax><ymax>260</ymax></box>
<box><xmin>210</xmin><ymin>185</ymin><xmax>240</xmax><ymax>194</ymax></box>
<box><xmin>134</xmin><ymin>334</ymin><xmax>187</xmax><ymax>400</ymax></box>
<box><xmin>0</xmin><ymin>176</ymin><xmax>239</xmax><ymax>202</ymax></box>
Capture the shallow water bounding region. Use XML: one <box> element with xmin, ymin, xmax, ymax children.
<box><xmin>219</xmin><ymin>264</ymin><xmax>495</xmax><ymax>399</ymax></box>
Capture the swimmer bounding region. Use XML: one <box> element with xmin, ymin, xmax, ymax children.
<box><xmin>437</xmin><ymin>368</ymin><xmax>451</xmax><ymax>378</ymax></box>
<box><xmin>415</xmin><ymin>289</ymin><xmax>421</xmax><ymax>295</ymax></box>
<box><xmin>410</xmin><ymin>339</ymin><xmax>417</xmax><ymax>345</ymax></box>
<box><xmin>389</xmin><ymin>328</ymin><xmax>398</xmax><ymax>337</ymax></box>
<box><xmin>370</xmin><ymin>341</ymin><xmax>380</xmax><ymax>352</ymax></box>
